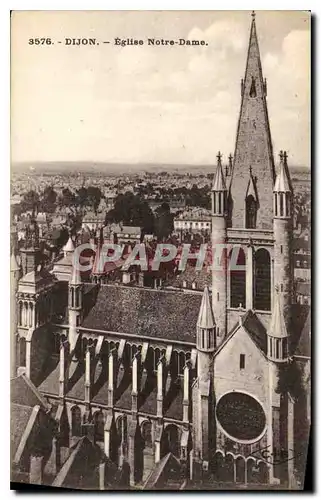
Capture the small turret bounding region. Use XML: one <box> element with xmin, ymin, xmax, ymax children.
<box><xmin>267</xmin><ymin>286</ymin><xmax>289</xmax><ymax>363</ymax></box>
<box><xmin>68</xmin><ymin>263</ymin><xmax>83</xmax><ymax>351</ymax></box>
<box><xmin>211</xmin><ymin>153</ymin><xmax>228</xmax><ymax>342</ymax></box>
<box><xmin>63</xmin><ymin>235</ymin><xmax>75</xmax><ymax>258</ymax></box>
<box><xmin>197</xmin><ymin>286</ymin><xmax>216</xmax><ymax>352</ymax></box>
<box><xmin>273</xmin><ymin>150</ymin><xmax>293</xmax><ymax>330</ymax></box>
<box><xmin>273</xmin><ymin>151</ymin><xmax>293</xmax><ymax>219</ymax></box>
<box><xmin>211</xmin><ymin>152</ymin><xmax>227</xmax><ymax>217</ymax></box>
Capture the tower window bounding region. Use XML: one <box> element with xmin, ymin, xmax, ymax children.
<box><xmin>230</xmin><ymin>247</ymin><xmax>246</xmax><ymax>308</ymax></box>
<box><xmin>245</xmin><ymin>195</ymin><xmax>257</xmax><ymax>229</ymax></box>
<box><xmin>250</xmin><ymin>76</ymin><xmax>257</xmax><ymax>97</ymax></box>
<box><xmin>280</xmin><ymin>195</ymin><xmax>284</xmax><ymax>216</ymax></box>
<box><xmin>274</xmin><ymin>194</ymin><xmax>278</xmax><ymax>216</ymax></box>
<box><xmin>254</xmin><ymin>248</ymin><xmax>271</xmax><ymax>311</ymax></box>
<box><xmin>276</xmin><ymin>339</ymin><xmax>280</xmax><ymax>359</ymax></box>
<box><xmin>280</xmin><ymin>245</ymin><xmax>283</xmax><ymax>254</ymax></box>
<box><xmin>282</xmin><ymin>339</ymin><xmax>288</xmax><ymax>359</ymax></box>
<box><xmin>240</xmin><ymin>354</ymin><xmax>245</xmax><ymax>370</ymax></box>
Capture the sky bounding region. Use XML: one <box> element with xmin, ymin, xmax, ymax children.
<box><xmin>11</xmin><ymin>10</ymin><xmax>310</xmax><ymax>167</ymax></box>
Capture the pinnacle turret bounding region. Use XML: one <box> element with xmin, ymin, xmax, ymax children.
<box><xmin>197</xmin><ymin>286</ymin><xmax>215</xmax><ymax>330</ymax></box>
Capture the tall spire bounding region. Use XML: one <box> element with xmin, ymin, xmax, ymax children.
<box><xmin>229</xmin><ymin>11</ymin><xmax>276</xmax><ymax>229</ymax></box>
<box><xmin>197</xmin><ymin>286</ymin><xmax>215</xmax><ymax>329</ymax></box>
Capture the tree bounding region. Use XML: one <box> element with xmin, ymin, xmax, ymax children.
<box><xmin>58</xmin><ymin>188</ymin><xmax>76</xmax><ymax>211</ymax></box>
<box><xmin>40</xmin><ymin>186</ymin><xmax>57</xmax><ymax>213</ymax></box>
<box><xmin>87</xmin><ymin>186</ymin><xmax>102</xmax><ymax>214</ymax></box>
<box><xmin>21</xmin><ymin>190</ymin><xmax>40</xmax><ymax>214</ymax></box>
<box><xmin>154</xmin><ymin>202</ymin><xmax>174</xmax><ymax>240</ymax></box>
<box><xmin>105</xmin><ymin>192</ymin><xmax>155</xmax><ymax>234</ymax></box>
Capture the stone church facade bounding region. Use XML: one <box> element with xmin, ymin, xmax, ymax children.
<box><xmin>11</xmin><ymin>13</ymin><xmax>310</xmax><ymax>489</ymax></box>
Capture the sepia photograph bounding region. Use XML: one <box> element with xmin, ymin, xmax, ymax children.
<box><xmin>10</xmin><ymin>9</ymin><xmax>311</xmax><ymax>491</ymax></box>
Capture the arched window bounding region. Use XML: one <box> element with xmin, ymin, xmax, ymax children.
<box><xmin>254</xmin><ymin>248</ymin><xmax>271</xmax><ymax>311</ymax></box>
<box><xmin>18</xmin><ymin>302</ymin><xmax>23</xmax><ymax>326</ymax></box>
<box><xmin>178</xmin><ymin>351</ymin><xmax>186</xmax><ymax>375</ymax></box>
<box><xmin>141</xmin><ymin>421</ymin><xmax>152</xmax><ymax>447</ymax></box>
<box><xmin>94</xmin><ymin>411</ymin><xmax>105</xmax><ymax>442</ymax></box>
<box><xmin>230</xmin><ymin>247</ymin><xmax>246</xmax><ymax>309</ymax></box>
<box><xmin>71</xmin><ymin>406</ymin><xmax>82</xmax><ymax>437</ymax></box>
<box><xmin>245</xmin><ymin>195</ymin><xmax>257</xmax><ymax>229</ymax></box>
<box><xmin>162</xmin><ymin>424</ymin><xmax>179</xmax><ymax>457</ymax></box>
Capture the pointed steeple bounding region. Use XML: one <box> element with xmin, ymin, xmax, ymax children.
<box><xmin>229</xmin><ymin>11</ymin><xmax>276</xmax><ymax>229</ymax></box>
<box><xmin>268</xmin><ymin>287</ymin><xmax>288</xmax><ymax>339</ymax></box>
<box><xmin>212</xmin><ymin>152</ymin><xmax>227</xmax><ymax>192</ymax></box>
<box><xmin>197</xmin><ymin>286</ymin><xmax>215</xmax><ymax>329</ymax></box>
<box><xmin>274</xmin><ymin>151</ymin><xmax>292</xmax><ymax>193</ymax></box>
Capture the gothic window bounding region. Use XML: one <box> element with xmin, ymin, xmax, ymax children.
<box><xmin>280</xmin><ymin>194</ymin><xmax>284</xmax><ymax>216</ymax></box>
<box><xmin>230</xmin><ymin>247</ymin><xmax>246</xmax><ymax>308</ymax></box>
<box><xmin>71</xmin><ymin>405</ymin><xmax>82</xmax><ymax>437</ymax></box>
<box><xmin>141</xmin><ymin>421</ymin><xmax>152</xmax><ymax>447</ymax></box>
<box><xmin>94</xmin><ymin>411</ymin><xmax>105</xmax><ymax>442</ymax></box>
<box><xmin>254</xmin><ymin>248</ymin><xmax>271</xmax><ymax>311</ymax></box>
<box><xmin>240</xmin><ymin>354</ymin><xmax>245</xmax><ymax>370</ymax></box>
<box><xmin>18</xmin><ymin>302</ymin><xmax>23</xmax><ymax>326</ymax></box>
<box><xmin>250</xmin><ymin>76</ymin><xmax>257</xmax><ymax>97</ymax></box>
<box><xmin>178</xmin><ymin>351</ymin><xmax>186</xmax><ymax>375</ymax></box>
<box><xmin>245</xmin><ymin>195</ymin><xmax>257</xmax><ymax>229</ymax></box>
<box><xmin>274</xmin><ymin>193</ymin><xmax>278</xmax><ymax>216</ymax></box>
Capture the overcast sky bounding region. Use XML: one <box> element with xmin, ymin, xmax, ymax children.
<box><xmin>11</xmin><ymin>10</ymin><xmax>310</xmax><ymax>167</ymax></box>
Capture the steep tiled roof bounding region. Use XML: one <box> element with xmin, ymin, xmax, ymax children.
<box><xmin>52</xmin><ymin>436</ymin><xmax>118</xmax><ymax>489</ymax></box>
<box><xmin>81</xmin><ymin>285</ymin><xmax>201</xmax><ymax>343</ymax></box>
<box><xmin>11</xmin><ymin>403</ymin><xmax>34</xmax><ymax>461</ymax></box>
<box><xmin>11</xmin><ymin>374</ymin><xmax>49</xmax><ymax>409</ymax></box>
<box><xmin>143</xmin><ymin>452</ymin><xmax>183</xmax><ymax>490</ymax></box>
<box><xmin>294</xmin><ymin>310</ymin><xmax>311</xmax><ymax>358</ymax></box>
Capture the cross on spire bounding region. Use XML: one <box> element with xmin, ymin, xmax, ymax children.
<box><xmin>279</xmin><ymin>150</ymin><xmax>284</xmax><ymax>162</ymax></box>
<box><xmin>251</xmin><ymin>10</ymin><xmax>256</xmax><ymax>19</ymax></box>
<box><xmin>283</xmin><ymin>151</ymin><xmax>288</xmax><ymax>164</ymax></box>
<box><xmin>216</xmin><ymin>151</ymin><xmax>222</xmax><ymax>164</ymax></box>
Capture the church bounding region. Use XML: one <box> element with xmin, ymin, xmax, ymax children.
<box><xmin>11</xmin><ymin>13</ymin><xmax>310</xmax><ymax>490</ymax></box>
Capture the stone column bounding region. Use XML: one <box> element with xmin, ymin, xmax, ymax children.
<box><xmin>59</xmin><ymin>339</ymin><xmax>69</xmax><ymax>400</ymax></box>
<box><xmin>131</xmin><ymin>353</ymin><xmax>141</xmax><ymax>413</ymax></box>
<box><xmin>246</xmin><ymin>244</ymin><xmax>253</xmax><ymax>310</ymax></box>
<box><xmin>85</xmin><ymin>345</ymin><xmax>92</xmax><ymax>404</ymax></box>
<box><xmin>156</xmin><ymin>357</ymin><xmax>165</xmax><ymax>418</ymax></box>
<box><xmin>108</xmin><ymin>349</ymin><xmax>116</xmax><ymax>408</ymax></box>
<box><xmin>183</xmin><ymin>363</ymin><xmax>190</xmax><ymax>423</ymax></box>
<box><xmin>25</xmin><ymin>328</ymin><xmax>33</xmax><ymax>380</ymax></box>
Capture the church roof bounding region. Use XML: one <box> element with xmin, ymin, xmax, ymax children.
<box><xmin>143</xmin><ymin>452</ymin><xmax>182</xmax><ymax>490</ymax></box>
<box><xmin>81</xmin><ymin>285</ymin><xmax>201</xmax><ymax>343</ymax></box>
<box><xmin>52</xmin><ymin>436</ymin><xmax>118</xmax><ymax>489</ymax></box>
<box><xmin>197</xmin><ymin>286</ymin><xmax>215</xmax><ymax>329</ymax></box>
<box><xmin>268</xmin><ymin>290</ymin><xmax>288</xmax><ymax>338</ymax></box>
<box><xmin>294</xmin><ymin>310</ymin><xmax>311</xmax><ymax>358</ymax></box>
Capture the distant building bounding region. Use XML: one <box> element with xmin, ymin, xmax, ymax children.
<box><xmin>174</xmin><ymin>207</ymin><xmax>211</xmax><ymax>238</ymax></box>
<box><xmin>81</xmin><ymin>212</ymin><xmax>105</xmax><ymax>231</ymax></box>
